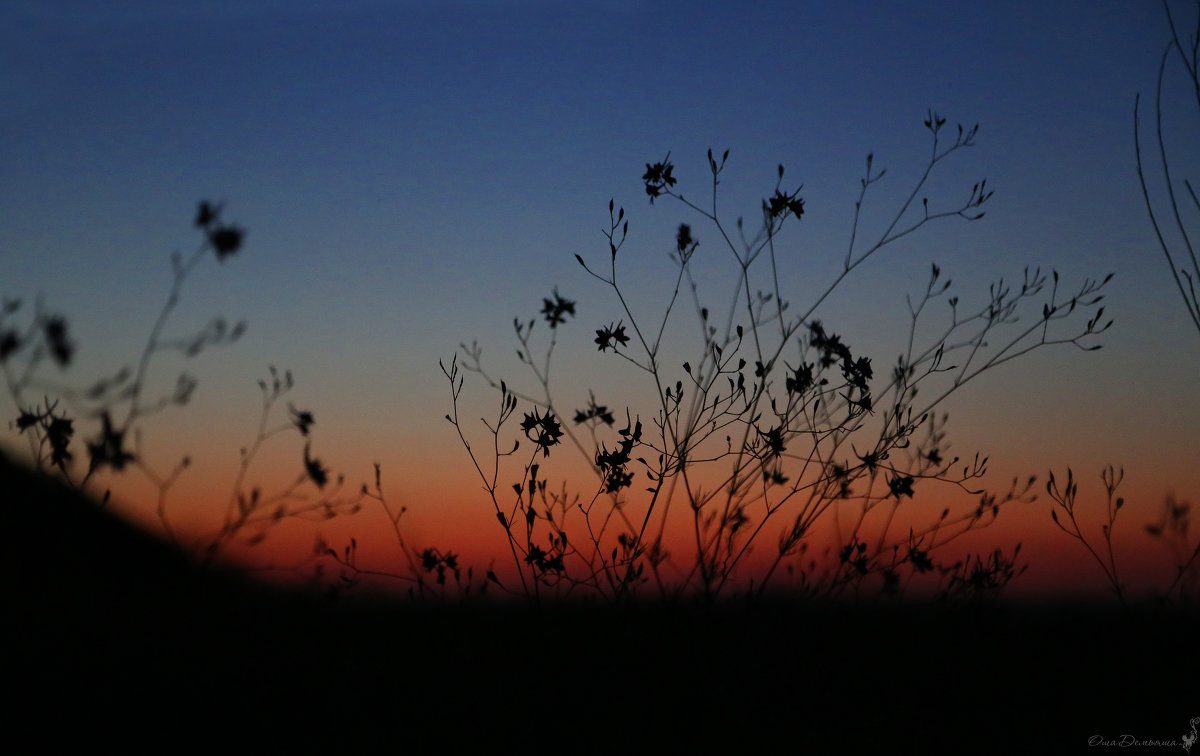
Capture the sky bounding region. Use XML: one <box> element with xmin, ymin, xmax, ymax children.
<box><xmin>1</xmin><ymin>0</ymin><xmax>1198</xmax><ymax>600</ymax></box>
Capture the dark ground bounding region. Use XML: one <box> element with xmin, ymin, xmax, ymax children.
<box><xmin>3</xmin><ymin>451</ymin><xmax>1196</xmax><ymax>754</ymax></box>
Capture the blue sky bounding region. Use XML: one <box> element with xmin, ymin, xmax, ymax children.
<box><xmin>1</xmin><ymin>1</ymin><xmax>1197</xmax><ymax>593</ymax></box>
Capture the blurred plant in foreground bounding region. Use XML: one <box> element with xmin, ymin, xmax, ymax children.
<box><xmin>2</xmin><ymin>201</ymin><xmax>488</xmax><ymax>597</ymax></box>
<box><xmin>1</xmin><ymin>203</ymin><xmax>365</xmax><ymax>565</ymax></box>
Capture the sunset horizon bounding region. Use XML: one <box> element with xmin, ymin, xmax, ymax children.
<box><xmin>3</xmin><ymin>1</ymin><xmax>1198</xmax><ymax>750</ymax></box>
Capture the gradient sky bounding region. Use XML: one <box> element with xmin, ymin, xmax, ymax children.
<box><xmin>2</xmin><ymin>0</ymin><xmax>1198</xmax><ymax>598</ymax></box>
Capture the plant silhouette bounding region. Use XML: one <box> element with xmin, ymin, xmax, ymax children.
<box><xmin>1136</xmin><ymin>0</ymin><xmax>1200</xmax><ymax>339</ymax></box>
<box><xmin>441</xmin><ymin>112</ymin><xmax>1113</xmax><ymax>602</ymax></box>
<box><xmin>1</xmin><ymin>202</ymin><xmax>365</xmax><ymax>563</ymax></box>
<box><xmin>1047</xmin><ymin>0</ymin><xmax>1200</xmax><ymax>609</ymax></box>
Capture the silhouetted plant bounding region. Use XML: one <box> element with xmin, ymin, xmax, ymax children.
<box><xmin>3</xmin><ymin>202</ymin><xmax>246</xmax><ymax>484</ymax></box>
<box><xmin>1145</xmin><ymin>494</ymin><xmax>1200</xmax><ymax>604</ymax></box>
<box><xmin>939</xmin><ymin>545</ymin><xmax>1027</xmax><ymax>603</ymax></box>
<box><xmin>316</xmin><ymin>462</ymin><xmax>488</xmax><ymax>599</ymax></box>
<box><xmin>1</xmin><ymin>203</ymin><xmax>365</xmax><ymax>561</ymax></box>
<box><xmin>1048</xmin><ymin>465</ymin><xmax>1128</xmax><ymax>605</ymax></box>
<box><xmin>445</xmin><ymin>112</ymin><xmax>1111</xmax><ymax>602</ymax></box>
<box><xmin>1135</xmin><ymin>0</ymin><xmax>1200</xmax><ymax>338</ymax></box>
<box><xmin>1048</xmin><ymin>466</ymin><xmax>1200</xmax><ymax>608</ymax></box>
<box><xmin>1049</xmin><ymin>1</ymin><xmax>1200</xmax><ymax>609</ymax></box>
<box><xmin>197</xmin><ymin>364</ymin><xmax>363</xmax><ymax>560</ymax></box>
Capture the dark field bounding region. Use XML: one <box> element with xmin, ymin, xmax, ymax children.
<box><xmin>3</xmin><ymin>452</ymin><xmax>1195</xmax><ymax>754</ymax></box>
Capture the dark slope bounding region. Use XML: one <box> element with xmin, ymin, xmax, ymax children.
<box><xmin>2</xmin><ymin>450</ymin><xmax>1195</xmax><ymax>754</ymax></box>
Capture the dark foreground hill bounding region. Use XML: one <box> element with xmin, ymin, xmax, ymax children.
<box><xmin>2</xmin><ymin>450</ymin><xmax>1196</xmax><ymax>754</ymax></box>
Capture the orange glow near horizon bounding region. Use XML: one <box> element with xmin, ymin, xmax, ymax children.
<box><xmin>3</xmin><ymin>0</ymin><xmax>1199</xmax><ymax>617</ymax></box>
<box><xmin>77</xmin><ymin>434</ymin><xmax>1192</xmax><ymax>604</ymax></box>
